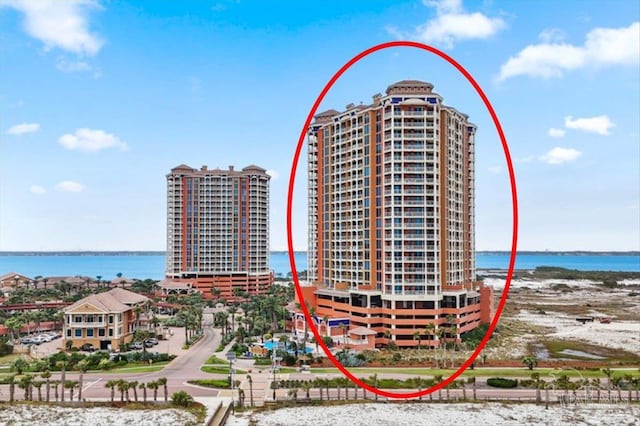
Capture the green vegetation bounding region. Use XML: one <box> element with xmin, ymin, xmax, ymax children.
<box><xmin>201</xmin><ymin>365</ymin><xmax>247</xmax><ymax>374</ymax></box>
<box><xmin>204</xmin><ymin>355</ymin><xmax>228</xmax><ymax>364</ymax></box>
<box><xmin>487</xmin><ymin>377</ymin><xmax>518</xmax><ymax>388</ymax></box>
<box><xmin>187</xmin><ymin>379</ymin><xmax>230</xmax><ymax>389</ymax></box>
<box><xmin>171</xmin><ymin>390</ymin><xmax>194</xmax><ymax>407</ymax></box>
<box><xmin>511</xmin><ymin>266</ymin><xmax>640</xmax><ymax>284</ymax></box>
<box><xmin>541</xmin><ymin>339</ymin><xmax>639</xmax><ymax>361</ymax></box>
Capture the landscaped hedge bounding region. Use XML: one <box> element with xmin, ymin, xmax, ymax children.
<box><xmin>188</xmin><ymin>379</ymin><xmax>230</xmax><ymax>389</ymax></box>
<box><xmin>487</xmin><ymin>377</ymin><xmax>518</xmax><ymax>388</ymax></box>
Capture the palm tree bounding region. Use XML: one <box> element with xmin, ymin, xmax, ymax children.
<box><xmin>139</xmin><ymin>382</ymin><xmax>147</xmax><ymax>402</ymax></box>
<box><xmin>602</xmin><ymin>368</ymin><xmax>613</xmax><ymax>399</ymax></box>
<box><xmin>147</xmin><ymin>381</ymin><xmax>159</xmax><ymax>401</ymax></box>
<box><xmin>157</xmin><ymin>377</ymin><xmax>168</xmax><ymax>401</ymax></box>
<box><xmin>33</xmin><ymin>380</ymin><xmax>43</xmax><ymax>401</ymax></box>
<box><xmin>301</xmin><ymin>380</ymin><xmax>312</xmax><ymax>400</ymax></box>
<box><xmin>413</xmin><ymin>330</ymin><xmax>421</xmax><ymax>350</ymax></box>
<box><xmin>314</xmin><ymin>378</ymin><xmax>324</xmax><ymax>401</ymax></box>
<box><xmin>117</xmin><ymin>379</ymin><xmax>127</xmax><ymax>402</ymax></box>
<box><xmin>467</xmin><ymin>376</ymin><xmax>477</xmax><ymax>400</ymax></box>
<box><xmin>76</xmin><ymin>359</ymin><xmax>88</xmax><ymax>401</ymax></box>
<box><xmin>522</xmin><ymin>356</ymin><xmax>538</xmax><ymax>370</ymax></box>
<box><xmin>246</xmin><ymin>374</ymin><xmax>254</xmax><ymax>407</ymax></box>
<box><xmin>128</xmin><ymin>380</ymin><xmax>139</xmax><ymax>402</ymax></box>
<box><xmin>372</xmin><ymin>374</ymin><xmax>379</xmax><ymax>401</ymax></box>
<box><xmin>53</xmin><ymin>381</ymin><xmax>60</xmax><ymax>401</ymax></box>
<box><xmin>228</xmin><ymin>306</ymin><xmax>238</xmax><ymax>334</ymax></box>
<box><xmin>18</xmin><ymin>375</ymin><xmax>33</xmax><ymax>401</ymax></box>
<box><xmin>434</xmin><ymin>374</ymin><xmax>443</xmax><ymax>400</ymax></box>
<box><xmin>56</xmin><ymin>360</ymin><xmax>69</xmax><ymax>402</ymax></box>
<box><xmin>41</xmin><ymin>370</ymin><xmax>52</xmax><ymax>402</ymax></box>
<box><xmin>7</xmin><ymin>375</ymin><xmax>16</xmax><ymax>403</ymax></box>
<box><xmin>105</xmin><ymin>380</ymin><xmax>117</xmax><ymax>402</ymax></box>
<box><xmin>65</xmin><ymin>380</ymin><xmax>78</xmax><ymax>402</ymax></box>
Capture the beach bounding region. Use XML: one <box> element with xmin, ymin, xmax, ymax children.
<box><xmin>227</xmin><ymin>402</ymin><xmax>640</xmax><ymax>426</ymax></box>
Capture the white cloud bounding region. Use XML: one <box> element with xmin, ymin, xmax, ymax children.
<box><xmin>498</xmin><ymin>22</ymin><xmax>639</xmax><ymax>81</ymax></box>
<box><xmin>564</xmin><ymin>115</ymin><xmax>615</xmax><ymax>135</ymax></box>
<box><xmin>266</xmin><ymin>169</ymin><xmax>280</xmax><ymax>180</ymax></box>
<box><xmin>59</xmin><ymin>128</ymin><xmax>128</xmax><ymax>152</ymax></box>
<box><xmin>538</xmin><ymin>28</ymin><xmax>565</xmax><ymax>43</ymax></box>
<box><xmin>548</xmin><ymin>128</ymin><xmax>566</xmax><ymax>138</ymax></box>
<box><xmin>30</xmin><ymin>185</ymin><xmax>46</xmax><ymax>194</ymax></box>
<box><xmin>56</xmin><ymin>57</ymin><xmax>91</xmax><ymax>73</ymax></box>
<box><xmin>1</xmin><ymin>0</ymin><xmax>104</xmax><ymax>56</ymax></box>
<box><xmin>389</xmin><ymin>0</ymin><xmax>506</xmax><ymax>48</ymax></box>
<box><xmin>7</xmin><ymin>122</ymin><xmax>40</xmax><ymax>135</ymax></box>
<box><xmin>513</xmin><ymin>156</ymin><xmax>535</xmax><ymax>164</ymax></box>
<box><xmin>55</xmin><ymin>181</ymin><xmax>85</xmax><ymax>192</ymax></box>
<box><xmin>540</xmin><ymin>147</ymin><xmax>582</xmax><ymax>165</ymax></box>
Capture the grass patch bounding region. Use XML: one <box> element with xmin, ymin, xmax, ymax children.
<box><xmin>100</xmin><ymin>362</ymin><xmax>169</xmax><ymax>374</ymax></box>
<box><xmin>280</xmin><ymin>366</ymin><xmax>640</xmax><ymax>379</ymax></box>
<box><xmin>204</xmin><ymin>355</ymin><xmax>228</xmax><ymax>365</ymax></box>
<box><xmin>200</xmin><ymin>365</ymin><xmax>247</xmax><ymax>374</ymax></box>
<box><xmin>541</xmin><ymin>339</ymin><xmax>640</xmax><ymax>361</ymax></box>
<box><xmin>187</xmin><ymin>379</ymin><xmax>230</xmax><ymax>389</ymax></box>
<box><xmin>0</xmin><ymin>353</ymin><xmax>23</xmax><ymax>366</ymax></box>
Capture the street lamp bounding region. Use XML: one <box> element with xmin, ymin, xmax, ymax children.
<box><xmin>271</xmin><ymin>341</ymin><xmax>282</xmax><ymax>401</ymax></box>
<box><xmin>226</xmin><ymin>352</ymin><xmax>236</xmax><ymax>413</ymax></box>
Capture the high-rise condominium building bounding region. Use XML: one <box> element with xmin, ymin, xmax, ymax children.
<box><xmin>165</xmin><ymin>164</ymin><xmax>273</xmax><ymax>300</ymax></box>
<box><xmin>295</xmin><ymin>80</ymin><xmax>493</xmax><ymax>349</ymax></box>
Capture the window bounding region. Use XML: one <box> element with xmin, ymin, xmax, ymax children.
<box><xmin>108</xmin><ymin>315</ymin><xmax>114</xmax><ymax>324</ymax></box>
<box><xmin>75</xmin><ymin>329</ymin><xmax>82</xmax><ymax>337</ymax></box>
<box><xmin>98</xmin><ymin>329</ymin><xmax>105</xmax><ymax>337</ymax></box>
<box><xmin>108</xmin><ymin>329</ymin><xmax>113</xmax><ymax>337</ymax></box>
<box><xmin>66</xmin><ymin>329</ymin><xmax>71</xmax><ymax>337</ymax></box>
<box><xmin>87</xmin><ymin>329</ymin><xmax>94</xmax><ymax>337</ymax></box>
<box><xmin>74</xmin><ymin>315</ymin><xmax>82</xmax><ymax>323</ymax></box>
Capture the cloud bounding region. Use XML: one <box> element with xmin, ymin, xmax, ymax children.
<box><xmin>388</xmin><ymin>0</ymin><xmax>506</xmax><ymax>48</ymax></box>
<box><xmin>7</xmin><ymin>122</ymin><xmax>40</xmax><ymax>135</ymax></box>
<box><xmin>30</xmin><ymin>185</ymin><xmax>46</xmax><ymax>194</ymax></box>
<box><xmin>538</xmin><ymin>28</ymin><xmax>565</xmax><ymax>43</ymax></box>
<box><xmin>56</xmin><ymin>57</ymin><xmax>91</xmax><ymax>73</ymax></box>
<box><xmin>55</xmin><ymin>180</ymin><xmax>85</xmax><ymax>192</ymax></box>
<box><xmin>540</xmin><ymin>147</ymin><xmax>582</xmax><ymax>165</ymax></box>
<box><xmin>548</xmin><ymin>128</ymin><xmax>566</xmax><ymax>138</ymax></box>
<box><xmin>564</xmin><ymin>115</ymin><xmax>615</xmax><ymax>135</ymax></box>
<box><xmin>513</xmin><ymin>156</ymin><xmax>534</xmax><ymax>164</ymax></box>
<box><xmin>59</xmin><ymin>128</ymin><xmax>128</xmax><ymax>152</ymax></box>
<box><xmin>266</xmin><ymin>169</ymin><xmax>280</xmax><ymax>180</ymax></box>
<box><xmin>1</xmin><ymin>0</ymin><xmax>104</xmax><ymax>56</ymax></box>
<box><xmin>498</xmin><ymin>22</ymin><xmax>639</xmax><ymax>80</ymax></box>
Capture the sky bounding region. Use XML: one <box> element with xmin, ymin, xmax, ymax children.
<box><xmin>0</xmin><ymin>0</ymin><xmax>638</xmax><ymax>252</ymax></box>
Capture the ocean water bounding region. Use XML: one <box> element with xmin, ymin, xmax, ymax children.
<box><xmin>0</xmin><ymin>252</ymin><xmax>637</xmax><ymax>280</ymax></box>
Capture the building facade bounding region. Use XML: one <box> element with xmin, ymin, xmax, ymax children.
<box><xmin>63</xmin><ymin>288</ymin><xmax>149</xmax><ymax>351</ymax></box>
<box><xmin>166</xmin><ymin>164</ymin><xmax>273</xmax><ymax>300</ymax></box>
<box><xmin>296</xmin><ymin>80</ymin><xmax>493</xmax><ymax>349</ymax></box>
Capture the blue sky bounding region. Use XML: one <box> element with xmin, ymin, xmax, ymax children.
<box><xmin>1</xmin><ymin>0</ymin><xmax>638</xmax><ymax>252</ymax></box>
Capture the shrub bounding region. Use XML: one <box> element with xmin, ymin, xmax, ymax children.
<box><xmin>0</xmin><ymin>339</ymin><xmax>13</xmax><ymax>356</ymax></box>
<box><xmin>171</xmin><ymin>390</ymin><xmax>194</xmax><ymax>407</ymax></box>
<box><xmin>187</xmin><ymin>379</ymin><xmax>230</xmax><ymax>389</ymax></box>
<box><xmin>487</xmin><ymin>377</ymin><xmax>518</xmax><ymax>388</ymax></box>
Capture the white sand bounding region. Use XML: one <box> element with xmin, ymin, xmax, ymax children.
<box><xmin>0</xmin><ymin>405</ymin><xmax>198</xmax><ymax>426</ymax></box>
<box><xmin>483</xmin><ymin>278</ymin><xmax>600</xmax><ymax>290</ymax></box>
<box><xmin>228</xmin><ymin>403</ymin><xmax>640</xmax><ymax>426</ymax></box>
<box><xmin>517</xmin><ymin>310</ymin><xmax>640</xmax><ymax>354</ymax></box>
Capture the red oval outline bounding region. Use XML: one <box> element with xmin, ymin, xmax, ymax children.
<box><xmin>286</xmin><ymin>40</ymin><xmax>518</xmax><ymax>399</ymax></box>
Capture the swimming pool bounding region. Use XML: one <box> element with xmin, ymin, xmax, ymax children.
<box><xmin>264</xmin><ymin>340</ymin><xmax>313</xmax><ymax>354</ymax></box>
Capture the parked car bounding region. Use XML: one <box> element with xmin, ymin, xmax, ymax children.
<box><xmin>130</xmin><ymin>341</ymin><xmax>144</xmax><ymax>350</ymax></box>
<box><xmin>143</xmin><ymin>340</ymin><xmax>155</xmax><ymax>348</ymax></box>
<box><xmin>146</xmin><ymin>338</ymin><xmax>159</xmax><ymax>346</ymax></box>
<box><xmin>80</xmin><ymin>343</ymin><xmax>95</xmax><ymax>352</ymax></box>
